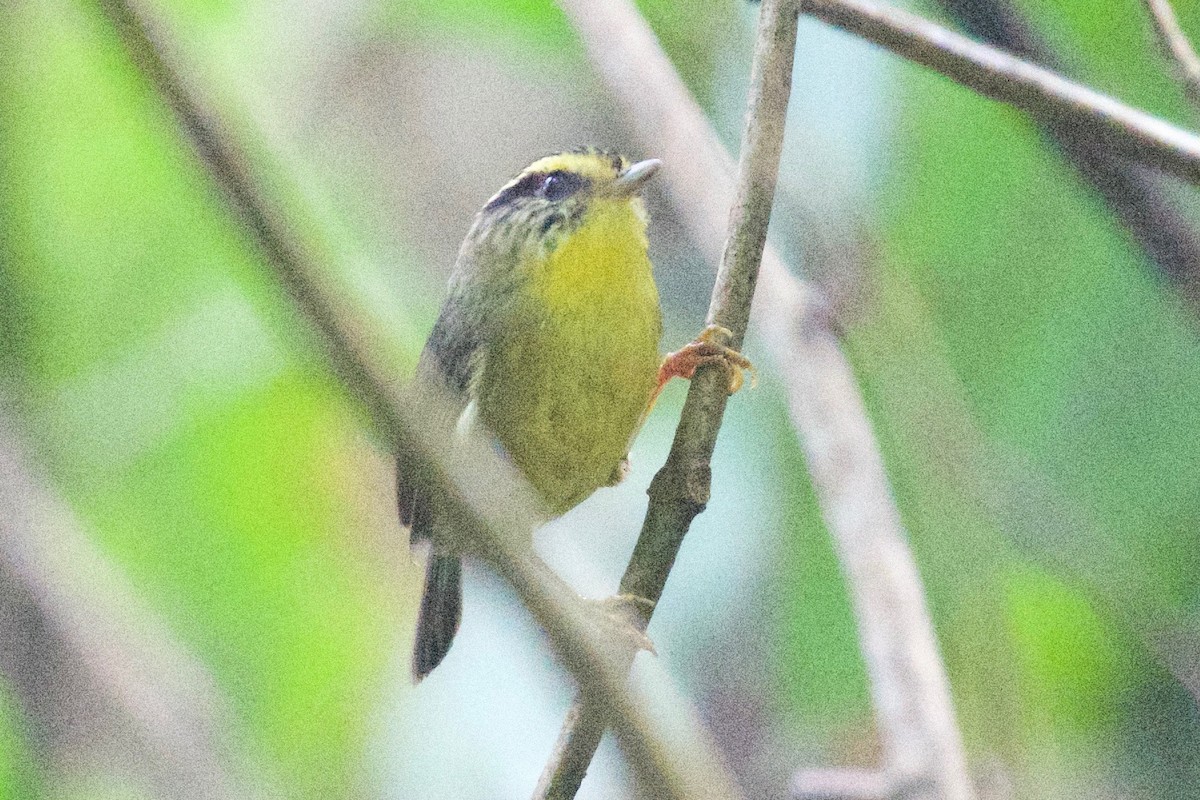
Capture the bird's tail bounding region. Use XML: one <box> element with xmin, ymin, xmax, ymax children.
<box><xmin>412</xmin><ymin>552</ymin><xmax>462</xmax><ymax>681</ymax></box>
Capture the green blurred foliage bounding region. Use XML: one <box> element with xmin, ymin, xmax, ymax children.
<box><xmin>377</xmin><ymin>0</ymin><xmax>575</xmax><ymax>52</ymax></box>
<box><xmin>835</xmin><ymin>0</ymin><xmax>1200</xmax><ymax>794</ymax></box>
<box><xmin>1</xmin><ymin>0</ymin><xmax>401</xmax><ymax>795</ymax></box>
<box><xmin>2</xmin><ymin>0</ymin><xmax>1200</xmax><ymax>797</ymax></box>
<box><xmin>374</xmin><ymin>0</ymin><xmax>736</xmax><ymax>106</ymax></box>
<box><xmin>0</xmin><ymin>686</ymin><xmax>36</xmax><ymax>800</ymax></box>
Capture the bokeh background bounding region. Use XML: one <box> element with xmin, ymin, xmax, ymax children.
<box><xmin>3</xmin><ymin>0</ymin><xmax>1200</xmax><ymax>798</ymax></box>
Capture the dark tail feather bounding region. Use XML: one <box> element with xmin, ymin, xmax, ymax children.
<box><xmin>412</xmin><ymin>553</ymin><xmax>462</xmax><ymax>681</ymax></box>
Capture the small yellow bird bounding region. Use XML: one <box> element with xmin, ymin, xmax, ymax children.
<box><xmin>399</xmin><ymin>148</ymin><xmax>747</xmax><ymax>680</ymax></box>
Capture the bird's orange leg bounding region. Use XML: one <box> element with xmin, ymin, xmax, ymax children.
<box><xmin>651</xmin><ymin>324</ymin><xmax>756</xmax><ymax>408</ymax></box>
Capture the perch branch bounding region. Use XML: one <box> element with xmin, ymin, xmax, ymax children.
<box><xmin>91</xmin><ymin>1</ymin><xmax>741</xmax><ymax>798</ymax></box>
<box><xmin>1141</xmin><ymin>0</ymin><xmax>1200</xmax><ymax>112</ymax></box>
<box><xmin>546</xmin><ymin>1</ymin><xmax>973</xmax><ymax>799</ymax></box>
<box><xmin>797</xmin><ymin>0</ymin><xmax>1200</xmax><ymax>188</ymax></box>
<box><xmin>536</xmin><ymin>0</ymin><xmax>798</xmax><ymax>795</ymax></box>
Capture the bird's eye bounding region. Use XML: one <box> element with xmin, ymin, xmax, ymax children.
<box><xmin>538</xmin><ymin>171</ymin><xmax>586</xmax><ymax>201</ymax></box>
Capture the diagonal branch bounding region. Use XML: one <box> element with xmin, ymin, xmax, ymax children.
<box><xmin>90</xmin><ymin>1</ymin><xmax>742</xmax><ymax>798</ymax></box>
<box><xmin>543</xmin><ymin>1</ymin><xmax>973</xmax><ymax>799</ymax></box>
<box><xmin>797</xmin><ymin>0</ymin><xmax>1200</xmax><ymax>188</ymax></box>
<box><xmin>1141</xmin><ymin>0</ymin><xmax>1200</xmax><ymax>112</ymax></box>
<box><xmin>938</xmin><ymin>0</ymin><xmax>1200</xmax><ymax>315</ymax></box>
<box><xmin>534</xmin><ymin>1</ymin><xmax>798</xmax><ymax>795</ymax></box>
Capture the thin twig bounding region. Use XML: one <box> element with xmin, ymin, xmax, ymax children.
<box><xmin>795</xmin><ymin>0</ymin><xmax>1200</xmax><ymax>188</ymax></box>
<box><xmin>534</xmin><ymin>1</ymin><xmax>798</xmax><ymax>795</ymax></box>
<box><xmin>545</xmin><ymin>1</ymin><xmax>973</xmax><ymax>799</ymax></box>
<box><xmin>1142</xmin><ymin>0</ymin><xmax>1200</xmax><ymax>111</ymax></box>
<box><xmin>90</xmin><ymin>1</ymin><xmax>743</xmax><ymax>798</ymax></box>
<box><xmin>938</xmin><ymin>0</ymin><xmax>1200</xmax><ymax>315</ymax></box>
<box><xmin>0</xmin><ymin>409</ymin><xmax>266</xmax><ymax>800</ymax></box>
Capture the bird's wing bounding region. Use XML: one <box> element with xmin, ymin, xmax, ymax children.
<box><xmin>398</xmin><ymin>233</ymin><xmax>533</xmax><ymax>540</ymax></box>
<box><xmin>396</xmin><ymin>297</ymin><xmax>484</xmax><ymax>540</ymax></box>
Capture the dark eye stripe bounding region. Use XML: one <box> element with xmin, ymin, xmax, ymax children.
<box><xmin>539</xmin><ymin>171</ymin><xmax>587</xmax><ymax>201</ymax></box>
<box><xmin>484</xmin><ymin>172</ymin><xmax>544</xmax><ymax>211</ymax></box>
<box><xmin>484</xmin><ymin>169</ymin><xmax>590</xmax><ymax>212</ymax></box>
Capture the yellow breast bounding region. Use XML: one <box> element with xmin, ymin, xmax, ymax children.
<box><xmin>477</xmin><ymin>197</ymin><xmax>663</xmax><ymax>513</ymax></box>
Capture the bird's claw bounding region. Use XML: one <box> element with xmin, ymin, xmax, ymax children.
<box><xmin>658</xmin><ymin>324</ymin><xmax>756</xmax><ymax>396</ymax></box>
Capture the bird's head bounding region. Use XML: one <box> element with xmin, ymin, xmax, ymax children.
<box><xmin>468</xmin><ymin>147</ymin><xmax>661</xmax><ymax>257</ymax></box>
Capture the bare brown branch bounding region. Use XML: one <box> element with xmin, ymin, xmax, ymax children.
<box><xmin>535</xmin><ymin>0</ymin><xmax>798</xmax><ymax>794</ymax></box>
<box><xmin>546</xmin><ymin>1</ymin><xmax>973</xmax><ymax>799</ymax></box>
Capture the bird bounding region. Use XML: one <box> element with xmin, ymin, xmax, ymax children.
<box><xmin>398</xmin><ymin>147</ymin><xmax>750</xmax><ymax>681</ymax></box>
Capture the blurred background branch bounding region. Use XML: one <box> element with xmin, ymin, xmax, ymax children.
<box><xmin>790</xmin><ymin>767</ymin><xmax>891</xmax><ymax>800</ymax></box>
<box><xmin>796</xmin><ymin>0</ymin><xmax>1200</xmax><ymax>188</ymax></box>
<box><xmin>1141</xmin><ymin>0</ymin><xmax>1200</xmax><ymax>113</ymax></box>
<box><xmin>937</xmin><ymin>0</ymin><xmax>1200</xmax><ymax>332</ymax></box>
<box><xmin>759</xmin><ymin>282</ymin><xmax>977</xmax><ymax>800</ymax></box>
<box><xmin>0</xmin><ymin>407</ymin><xmax>266</xmax><ymax>799</ymax></box>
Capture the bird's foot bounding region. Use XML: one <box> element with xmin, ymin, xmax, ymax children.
<box><xmin>657</xmin><ymin>325</ymin><xmax>756</xmax><ymax>396</ymax></box>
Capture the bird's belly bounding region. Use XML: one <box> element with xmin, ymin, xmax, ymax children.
<box><xmin>478</xmin><ymin>302</ymin><xmax>660</xmax><ymax>514</ymax></box>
